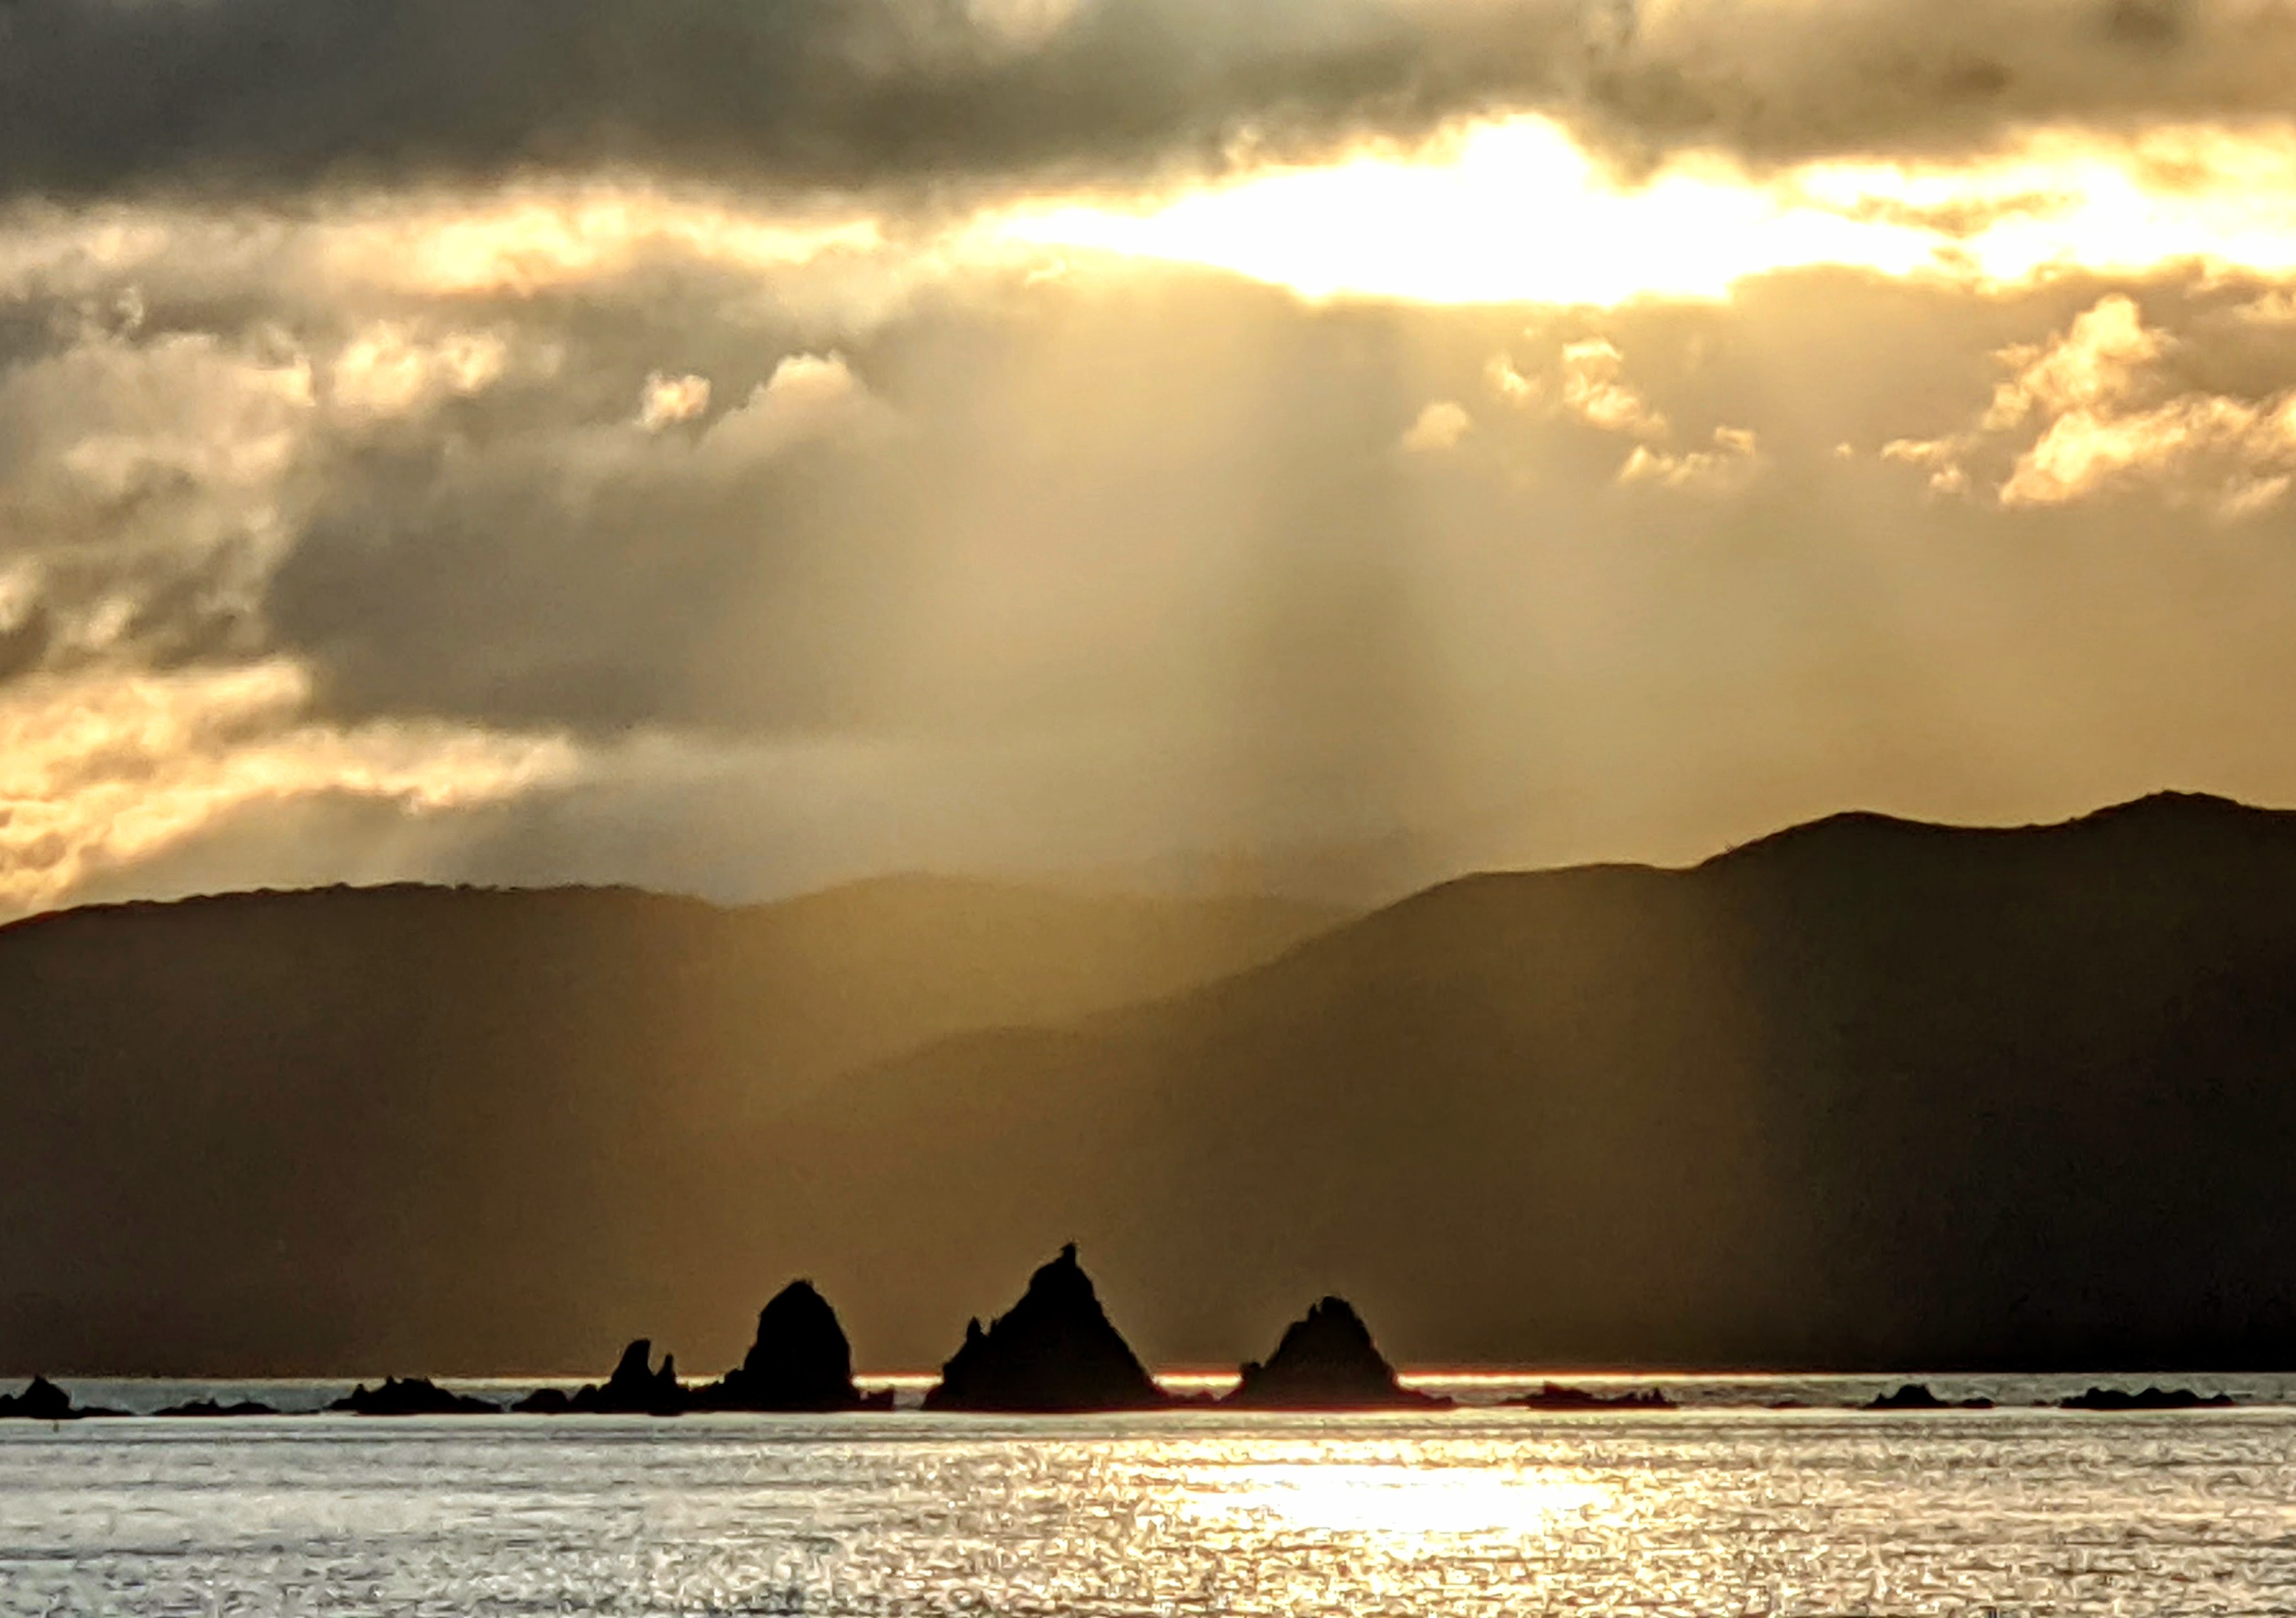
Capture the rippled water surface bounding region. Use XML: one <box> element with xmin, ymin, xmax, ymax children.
<box><xmin>9</xmin><ymin>1406</ymin><xmax>2296</xmax><ymax>1615</ymax></box>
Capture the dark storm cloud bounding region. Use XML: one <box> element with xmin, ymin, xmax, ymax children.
<box><xmin>4</xmin><ymin>0</ymin><xmax>2296</xmax><ymax>204</ymax></box>
<box><xmin>0</xmin><ymin>0</ymin><xmax>1578</xmax><ymax>198</ymax></box>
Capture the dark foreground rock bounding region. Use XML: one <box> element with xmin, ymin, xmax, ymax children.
<box><xmin>330</xmin><ymin>1377</ymin><xmax>499</xmax><ymax>1415</ymax></box>
<box><xmin>1510</xmin><ymin>1381</ymin><xmax>1675</xmax><ymax>1411</ymax></box>
<box><xmin>0</xmin><ymin>1375</ymin><xmax>118</xmax><ymax>1419</ymax></box>
<box><xmin>156</xmin><ymin>1398</ymin><xmax>279</xmax><ymax>1418</ymax></box>
<box><xmin>696</xmin><ymin>1281</ymin><xmax>890</xmax><ymax>1412</ymax></box>
<box><xmin>1225</xmin><ymin>1297</ymin><xmax>1448</xmax><ymax>1410</ymax></box>
<box><xmin>2061</xmin><ymin>1385</ymin><xmax>2234</xmax><ymax>1411</ymax></box>
<box><xmin>924</xmin><ymin>1246</ymin><xmax>1168</xmax><ymax>1413</ymax></box>
<box><xmin>1866</xmin><ymin>1383</ymin><xmax>1993</xmax><ymax>1411</ymax></box>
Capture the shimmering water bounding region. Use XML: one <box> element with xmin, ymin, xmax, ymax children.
<box><xmin>9</xmin><ymin>1402</ymin><xmax>2296</xmax><ymax>1615</ymax></box>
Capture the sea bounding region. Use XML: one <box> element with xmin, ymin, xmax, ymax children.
<box><xmin>9</xmin><ymin>1373</ymin><xmax>2296</xmax><ymax>1616</ymax></box>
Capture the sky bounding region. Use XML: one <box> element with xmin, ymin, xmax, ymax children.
<box><xmin>8</xmin><ymin>0</ymin><xmax>2296</xmax><ymax>917</ymax></box>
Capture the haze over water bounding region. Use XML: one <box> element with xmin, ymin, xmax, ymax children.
<box><xmin>11</xmin><ymin>1389</ymin><xmax>2296</xmax><ymax>1616</ymax></box>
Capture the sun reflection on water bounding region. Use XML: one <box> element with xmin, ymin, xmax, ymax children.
<box><xmin>1186</xmin><ymin>1460</ymin><xmax>1610</xmax><ymax>1538</ymax></box>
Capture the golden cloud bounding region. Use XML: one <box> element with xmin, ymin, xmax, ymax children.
<box><xmin>0</xmin><ymin>661</ymin><xmax>577</xmax><ymax>917</ymax></box>
<box><xmin>1883</xmin><ymin>293</ymin><xmax>2296</xmax><ymax>514</ymax></box>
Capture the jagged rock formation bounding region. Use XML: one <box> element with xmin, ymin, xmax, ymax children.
<box><xmin>0</xmin><ymin>1375</ymin><xmax>106</xmax><ymax>1420</ymax></box>
<box><xmin>1865</xmin><ymin>1383</ymin><xmax>1993</xmax><ymax>1410</ymax></box>
<box><xmin>2061</xmin><ymin>1385</ymin><xmax>2233</xmax><ymax>1410</ymax></box>
<box><xmin>1510</xmin><ymin>1381</ymin><xmax>1675</xmax><ymax>1411</ymax></box>
<box><xmin>696</xmin><ymin>1281</ymin><xmax>888</xmax><ymax>1411</ymax></box>
<box><xmin>330</xmin><ymin>1377</ymin><xmax>499</xmax><ymax>1415</ymax></box>
<box><xmin>1224</xmin><ymin>1297</ymin><xmax>1447</xmax><ymax>1410</ymax></box>
<box><xmin>156</xmin><ymin>1398</ymin><xmax>280</xmax><ymax>1418</ymax></box>
<box><xmin>541</xmin><ymin>1339</ymin><xmax>686</xmax><ymax>1415</ymax></box>
<box><xmin>924</xmin><ymin>1246</ymin><xmax>1167</xmax><ymax>1412</ymax></box>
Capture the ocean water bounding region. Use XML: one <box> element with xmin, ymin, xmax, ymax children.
<box><xmin>9</xmin><ymin>1385</ymin><xmax>2296</xmax><ymax>1616</ymax></box>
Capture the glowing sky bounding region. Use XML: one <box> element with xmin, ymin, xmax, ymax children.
<box><xmin>6</xmin><ymin>0</ymin><xmax>2296</xmax><ymax>916</ymax></box>
<box><xmin>994</xmin><ymin>117</ymin><xmax>2296</xmax><ymax>302</ymax></box>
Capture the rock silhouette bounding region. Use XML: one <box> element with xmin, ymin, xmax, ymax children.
<box><xmin>1865</xmin><ymin>1383</ymin><xmax>1993</xmax><ymax>1410</ymax></box>
<box><xmin>330</xmin><ymin>1377</ymin><xmax>498</xmax><ymax>1415</ymax></box>
<box><xmin>697</xmin><ymin>1281</ymin><xmax>888</xmax><ymax>1412</ymax></box>
<box><xmin>156</xmin><ymin>1398</ymin><xmax>280</xmax><ymax>1418</ymax></box>
<box><xmin>1225</xmin><ymin>1297</ymin><xmax>1448</xmax><ymax>1410</ymax></box>
<box><xmin>0</xmin><ymin>1375</ymin><xmax>89</xmax><ymax>1420</ymax></box>
<box><xmin>556</xmin><ymin>1340</ymin><xmax>686</xmax><ymax>1415</ymax></box>
<box><xmin>924</xmin><ymin>1245</ymin><xmax>1167</xmax><ymax>1412</ymax></box>
<box><xmin>2061</xmin><ymin>1385</ymin><xmax>2233</xmax><ymax>1410</ymax></box>
<box><xmin>1510</xmin><ymin>1382</ymin><xmax>1675</xmax><ymax>1411</ymax></box>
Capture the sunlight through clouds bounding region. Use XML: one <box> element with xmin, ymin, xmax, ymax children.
<box><xmin>11</xmin><ymin>5</ymin><xmax>2296</xmax><ymax>917</ymax></box>
<box><xmin>992</xmin><ymin>116</ymin><xmax>1939</xmax><ymax>304</ymax></box>
<box><xmin>993</xmin><ymin>115</ymin><xmax>2296</xmax><ymax>305</ymax></box>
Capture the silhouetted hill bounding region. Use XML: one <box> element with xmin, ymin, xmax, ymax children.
<box><xmin>0</xmin><ymin>878</ymin><xmax>1339</xmax><ymax>1375</ymax></box>
<box><xmin>797</xmin><ymin>792</ymin><xmax>2296</xmax><ymax>1372</ymax></box>
<box><xmin>16</xmin><ymin>794</ymin><xmax>2296</xmax><ymax>1374</ymax></box>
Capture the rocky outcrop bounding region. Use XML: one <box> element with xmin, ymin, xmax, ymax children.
<box><xmin>923</xmin><ymin>1246</ymin><xmax>1167</xmax><ymax>1413</ymax></box>
<box><xmin>540</xmin><ymin>1340</ymin><xmax>686</xmax><ymax>1415</ymax></box>
<box><xmin>1510</xmin><ymin>1381</ymin><xmax>1675</xmax><ymax>1411</ymax></box>
<box><xmin>0</xmin><ymin>1375</ymin><xmax>111</xmax><ymax>1420</ymax></box>
<box><xmin>1865</xmin><ymin>1383</ymin><xmax>1993</xmax><ymax>1411</ymax></box>
<box><xmin>330</xmin><ymin>1377</ymin><xmax>499</xmax><ymax>1415</ymax></box>
<box><xmin>1224</xmin><ymin>1296</ymin><xmax>1447</xmax><ymax>1410</ymax></box>
<box><xmin>696</xmin><ymin>1281</ymin><xmax>889</xmax><ymax>1412</ymax></box>
<box><xmin>2061</xmin><ymin>1385</ymin><xmax>2233</xmax><ymax>1411</ymax></box>
<box><xmin>156</xmin><ymin>1398</ymin><xmax>280</xmax><ymax>1418</ymax></box>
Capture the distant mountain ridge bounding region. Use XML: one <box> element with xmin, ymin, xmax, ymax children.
<box><xmin>10</xmin><ymin>793</ymin><xmax>2296</xmax><ymax>1375</ymax></box>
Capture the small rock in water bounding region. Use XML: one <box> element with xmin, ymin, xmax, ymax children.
<box><xmin>330</xmin><ymin>1377</ymin><xmax>499</xmax><ymax>1416</ymax></box>
<box><xmin>1225</xmin><ymin>1298</ymin><xmax>1449</xmax><ymax>1410</ymax></box>
<box><xmin>557</xmin><ymin>1340</ymin><xmax>686</xmax><ymax>1415</ymax></box>
<box><xmin>156</xmin><ymin>1398</ymin><xmax>280</xmax><ymax>1418</ymax></box>
<box><xmin>1510</xmin><ymin>1381</ymin><xmax>1675</xmax><ymax>1411</ymax></box>
<box><xmin>2060</xmin><ymin>1385</ymin><xmax>2233</xmax><ymax>1411</ymax></box>
<box><xmin>1865</xmin><ymin>1383</ymin><xmax>1993</xmax><ymax>1411</ymax></box>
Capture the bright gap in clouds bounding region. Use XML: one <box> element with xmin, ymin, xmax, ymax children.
<box><xmin>992</xmin><ymin>116</ymin><xmax>2296</xmax><ymax>305</ymax></box>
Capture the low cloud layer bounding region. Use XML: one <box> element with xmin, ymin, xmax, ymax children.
<box><xmin>6</xmin><ymin>0</ymin><xmax>2296</xmax><ymax>205</ymax></box>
